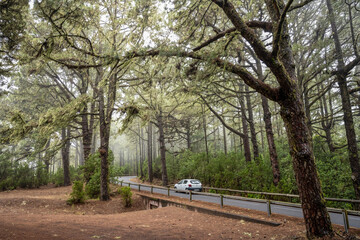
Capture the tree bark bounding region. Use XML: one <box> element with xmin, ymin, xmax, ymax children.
<box><xmin>157</xmin><ymin>109</ymin><xmax>168</xmax><ymax>186</ymax></box>
<box><xmin>319</xmin><ymin>83</ymin><xmax>335</xmax><ymax>152</ymax></box>
<box><xmin>202</xmin><ymin>105</ymin><xmax>209</xmax><ymax>158</ymax></box>
<box><xmin>280</xmin><ymin>94</ymin><xmax>333</xmax><ymax>238</ymax></box>
<box><xmin>43</xmin><ymin>140</ymin><xmax>51</xmax><ymax>174</ymax></box>
<box><xmin>185</xmin><ymin>118</ymin><xmax>192</xmax><ymax>150</ymax></box>
<box><xmin>238</xmin><ymin>84</ymin><xmax>251</xmax><ymax>162</ymax></box>
<box><xmin>97</xmin><ymin>68</ymin><xmax>116</xmax><ymax>201</ymax></box>
<box><xmin>245</xmin><ymin>85</ymin><xmax>259</xmax><ymax>160</ymax></box>
<box><xmin>61</xmin><ymin>127</ymin><xmax>71</xmax><ymax>186</ymax></box>
<box><xmin>261</xmin><ymin>95</ymin><xmax>280</xmax><ymax>186</ymax></box>
<box><xmin>139</xmin><ymin>126</ymin><xmax>144</xmax><ymax>179</ymax></box>
<box><xmin>223</xmin><ymin>125</ymin><xmax>227</xmax><ymax>155</ymax></box>
<box><xmin>147</xmin><ymin>122</ymin><xmax>153</xmax><ymax>183</ymax></box>
<box><xmin>98</xmin><ymin>85</ymin><xmax>110</xmax><ymax>201</ymax></box>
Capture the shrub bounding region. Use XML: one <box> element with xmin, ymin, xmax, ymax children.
<box><xmin>118</xmin><ymin>186</ymin><xmax>132</xmax><ymax>207</ymax></box>
<box><xmin>85</xmin><ymin>171</ymin><xmax>101</xmax><ymax>199</ymax></box>
<box><xmin>16</xmin><ymin>163</ymin><xmax>35</xmax><ymax>188</ymax></box>
<box><xmin>67</xmin><ymin>181</ymin><xmax>85</xmax><ymax>205</ymax></box>
<box><xmin>82</xmin><ymin>151</ymin><xmax>114</xmax><ymax>199</ymax></box>
<box><xmin>50</xmin><ymin>168</ymin><xmax>65</xmax><ymax>187</ymax></box>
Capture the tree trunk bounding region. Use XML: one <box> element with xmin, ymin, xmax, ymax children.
<box><xmin>261</xmin><ymin>95</ymin><xmax>280</xmax><ymax>186</ymax></box>
<box><xmin>255</xmin><ymin>57</ymin><xmax>280</xmax><ymax>185</ymax></box>
<box><xmin>139</xmin><ymin>126</ymin><xmax>144</xmax><ymax>179</ymax></box>
<box><xmin>81</xmin><ymin>111</ymin><xmax>92</xmax><ymax>165</ymax></box>
<box><xmin>326</xmin><ymin>0</ymin><xmax>360</xmax><ymax>203</ymax></box>
<box><xmin>223</xmin><ymin>125</ymin><xmax>227</xmax><ymax>155</ymax></box>
<box><xmin>157</xmin><ymin>110</ymin><xmax>168</xmax><ymax>186</ymax></box>
<box><xmin>185</xmin><ymin>118</ymin><xmax>192</xmax><ymax>150</ymax></box>
<box><xmin>98</xmin><ymin>86</ymin><xmax>110</xmax><ymax>201</ymax></box>
<box><xmin>147</xmin><ymin>122</ymin><xmax>153</xmax><ymax>183</ymax></box>
<box><xmin>61</xmin><ymin>127</ymin><xmax>71</xmax><ymax>186</ymax></box>
<box><xmin>238</xmin><ymin>85</ymin><xmax>251</xmax><ymax>162</ymax></box>
<box><xmin>97</xmin><ymin>67</ymin><xmax>116</xmax><ymax>201</ymax></box>
<box><xmin>319</xmin><ymin>83</ymin><xmax>335</xmax><ymax>153</ymax></box>
<box><xmin>43</xmin><ymin>140</ymin><xmax>51</xmax><ymax>174</ymax></box>
<box><xmin>280</xmin><ymin>95</ymin><xmax>333</xmax><ymax>238</ymax></box>
<box><xmin>245</xmin><ymin>85</ymin><xmax>259</xmax><ymax>160</ymax></box>
<box><xmin>153</xmin><ymin>126</ymin><xmax>157</xmax><ymax>160</ymax></box>
<box><xmin>202</xmin><ymin>105</ymin><xmax>209</xmax><ymax>158</ymax></box>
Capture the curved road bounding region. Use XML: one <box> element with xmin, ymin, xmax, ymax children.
<box><xmin>118</xmin><ymin>176</ymin><xmax>360</xmax><ymax>229</ymax></box>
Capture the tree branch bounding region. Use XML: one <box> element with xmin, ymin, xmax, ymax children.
<box><xmin>128</xmin><ymin>49</ymin><xmax>279</xmax><ymax>102</ymax></box>
<box><xmin>288</xmin><ymin>0</ymin><xmax>315</xmax><ymax>12</ymax></box>
<box><xmin>272</xmin><ymin>0</ymin><xmax>294</xmax><ymax>58</ymax></box>
<box><xmin>193</xmin><ymin>21</ymin><xmax>273</xmax><ymax>52</ymax></box>
<box><xmin>201</xmin><ymin>95</ymin><xmax>246</xmax><ymax>139</ymax></box>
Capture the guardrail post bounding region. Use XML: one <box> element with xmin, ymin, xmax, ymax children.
<box><xmin>267</xmin><ymin>200</ymin><xmax>272</xmax><ymax>216</ymax></box>
<box><xmin>342</xmin><ymin>209</ymin><xmax>349</xmax><ymax>233</ymax></box>
<box><xmin>120</xmin><ymin>181</ymin><xmax>123</xmax><ymax>186</ymax></box>
<box><xmin>151</xmin><ymin>186</ymin><xmax>153</xmax><ymax>194</ymax></box>
<box><xmin>167</xmin><ymin>187</ymin><xmax>170</xmax><ymax>197</ymax></box>
<box><xmin>138</xmin><ymin>184</ymin><xmax>141</xmax><ymax>192</ymax></box>
<box><xmin>220</xmin><ymin>195</ymin><xmax>224</xmax><ymax>208</ymax></box>
<box><xmin>128</xmin><ymin>182</ymin><xmax>131</xmax><ymax>187</ymax></box>
<box><xmin>189</xmin><ymin>191</ymin><xmax>192</xmax><ymax>202</ymax></box>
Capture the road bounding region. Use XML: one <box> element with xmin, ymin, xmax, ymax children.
<box><xmin>118</xmin><ymin>176</ymin><xmax>360</xmax><ymax>229</ymax></box>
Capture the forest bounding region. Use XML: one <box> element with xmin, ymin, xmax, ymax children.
<box><xmin>0</xmin><ymin>0</ymin><xmax>359</xmax><ymax>238</ymax></box>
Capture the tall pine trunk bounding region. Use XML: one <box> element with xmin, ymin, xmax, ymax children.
<box><xmin>98</xmin><ymin>85</ymin><xmax>110</xmax><ymax>201</ymax></box>
<box><xmin>238</xmin><ymin>85</ymin><xmax>251</xmax><ymax>162</ymax></box>
<box><xmin>261</xmin><ymin>95</ymin><xmax>280</xmax><ymax>186</ymax></box>
<box><xmin>245</xmin><ymin>85</ymin><xmax>259</xmax><ymax>160</ymax></box>
<box><xmin>157</xmin><ymin>110</ymin><xmax>168</xmax><ymax>186</ymax></box>
<box><xmin>147</xmin><ymin>122</ymin><xmax>153</xmax><ymax>183</ymax></box>
<box><xmin>61</xmin><ymin>127</ymin><xmax>71</xmax><ymax>186</ymax></box>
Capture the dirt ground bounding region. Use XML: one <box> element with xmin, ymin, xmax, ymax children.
<box><xmin>0</xmin><ymin>184</ymin><xmax>359</xmax><ymax>240</ymax></box>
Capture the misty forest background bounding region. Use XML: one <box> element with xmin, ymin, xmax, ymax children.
<box><xmin>0</xmin><ymin>0</ymin><xmax>359</xmax><ymax>213</ymax></box>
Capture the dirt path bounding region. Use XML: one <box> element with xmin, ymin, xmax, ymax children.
<box><xmin>0</xmin><ymin>185</ymin><xmax>359</xmax><ymax>239</ymax></box>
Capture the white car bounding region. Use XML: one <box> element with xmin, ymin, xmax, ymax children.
<box><xmin>174</xmin><ymin>179</ymin><xmax>202</xmax><ymax>192</ymax></box>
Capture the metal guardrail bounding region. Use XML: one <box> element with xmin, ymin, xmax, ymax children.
<box><xmin>118</xmin><ymin>180</ymin><xmax>358</xmax><ymax>233</ymax></box>
<box><xmin>203</xmin><ymin>187</ymin><xmax>360</xmax><ymax>204</ymax></box>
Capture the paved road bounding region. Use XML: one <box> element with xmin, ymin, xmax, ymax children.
<box><xmin>118</xmin><ymin>176</ymin><xmax>360</xmax><ymax>229</ymax></box>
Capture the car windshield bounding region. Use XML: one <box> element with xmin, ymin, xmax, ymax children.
<box><xmin>190</xmin><ymin>180</ymin><xmax>201</xmax><ymax>184</ymax></box>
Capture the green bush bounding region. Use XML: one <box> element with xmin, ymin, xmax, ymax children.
<box><xmin>85</xmin><ymin>171</ymin><xmax>101</xmax><ymax>198</ymax></box>
<box><xmin>118</xmin><ymin>186</ymin><xmax>132</xmax><ymax>207</ymax></box>
<box><xmin>35</xmin><ymin>161</ymin><xmax>48</xmax><ymax>188</ymax></box>
<box><xmin>67</xmin><ymin>180</ymin><xmax>85</xmax><ymax>205</ymax></box>
<box><xmin>50</xmin><ymin>168</ymin><xmax>65</xmax><ymax>187</ymax></box>
<box><xmin>16</xmin><ymin>163</ymin><xmax>35</xmax><ymax>188</ymax></box>
<box><xmin>82</xmin><ymin>151</ymin><xmax>114</xmax><ymax>199</ymax></box>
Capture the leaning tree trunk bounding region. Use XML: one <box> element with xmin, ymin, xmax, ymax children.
<box><xmin>157</xmin><ymin>110</ymin><xmax>168</xmax><ymax>186</ymax></box>
<box><xmin>279</xmin><ymin>94</ymin><xmax>333</xmax><ymax>238</ymax></box>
